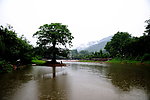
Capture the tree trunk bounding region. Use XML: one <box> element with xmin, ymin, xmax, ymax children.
<box><xmin>52</xmin><ymin>66</ymin><xmax>56</xmax><ymax>78</ymax></box>
<box><xmin>52</xmin><ymin>41</ymin><xmax>56</xmax><ymax>63</ymax></box>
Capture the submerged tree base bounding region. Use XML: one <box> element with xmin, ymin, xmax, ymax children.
<box><xmin>32</xmin><ymin>60</ymin><xmax>66</xmax><ymax>67</ymax></box>
<box><xmin>45</xmin><ymin>61</ymin><xmax>66</xmax><ymax>67</ymax></box>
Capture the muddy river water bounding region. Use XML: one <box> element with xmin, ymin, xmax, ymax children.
<box><xmin>0</xmin><ymin>62</ymin><xmax>150</xmax><ymax>100</ymax></box>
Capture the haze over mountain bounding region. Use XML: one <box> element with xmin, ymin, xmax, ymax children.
<box><xmin>76</xmin><ymin>36</ymin><xmax>112</xmax><ymax>52</ymax></box>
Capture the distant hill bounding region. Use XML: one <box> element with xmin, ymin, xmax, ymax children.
<box><xmin>77</xmin><ymin>36</ymin><xmax>112</xmax><ymax>52</ymax></box>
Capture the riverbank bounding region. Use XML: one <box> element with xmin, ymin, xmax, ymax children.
<box><xmin>76</xmin><ymin>59</ymin><xmax>150</xmax><ymax>65</ymax></box>
<box><xmin>31</xmin><ymin>59</ymin><xmax>150</xmax><ymax>65</ymax></box>
<box><xmin>106</xmin><ymin>59</ymin><xmax>150</xmax><ymax>65</ymax></box>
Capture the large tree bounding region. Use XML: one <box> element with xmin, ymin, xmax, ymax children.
<box><xmin>33</xmin><ymin>23</ymin><xmax>74</xmax><ymax>63</ymax></box>
<box><xmin>105</xmin><ymin>32</ymin><xmax>132</xmax><ymax>57</ymax></box>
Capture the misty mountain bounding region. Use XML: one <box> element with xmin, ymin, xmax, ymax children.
<box><xmin>77</xmin><ymin>36</ymin><xmax>112</xmax><ymax>52</ymax></box>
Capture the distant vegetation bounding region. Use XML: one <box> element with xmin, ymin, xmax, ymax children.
<box><xmin>105</xmin><ymin>31</ymin><xmax>150</xmax><ymax>62</ymax></box>
<box><xmin>71</xmin><ymin>18</ymin><xmax>150</xmax><ymax>63</ymax></box>
<box><xmin>105</xmin><ymin>18</ymin><xmax>150</xmax><ymax>62</ymax></box>
<box><xmin>70</xmin><ymin>49</ymin><xmax>110</xmax><ymax>59</ymax></box>
<box><xmin>0</xmin><ymin>18</ymin><xmax>150</xmax><ymax>73</ymax></box>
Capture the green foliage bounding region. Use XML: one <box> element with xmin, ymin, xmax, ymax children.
<box><xmin>142</xmin><ymin>53</ymin><xmax>150</xmax><ymax>61</ymax></box>
<box><xmin>79</xmin><ymin>50</ymin><xmax>89</xmax><ymax>56</ymax></box>
<box><xmin>106</xmin><ymin>59</ymin><xmax>122</xmax><ymax>63</ymax></box>
<box><xmin>33</xmin><ymin>23</ymin><xmax>74</xmax><ymax>62</ymax></box>
<box><xmin>70</xmin><ymin>49</ymin><xmax>110</xmax><ymax>59</ymax></box>
<box><xmin>57</xmin><ymin>48</ymin><xmax>70</xmax><ymax>59</ymax></box>
<box><xmin>70</xmin><ymin>49</ymin><xmax>79</xmax><ymax>59</ymax></box>
<box><xmin>33</xmin><ymin>23</ymin><xmax>74</xmax><ymax>47</ymax></box>
<box><xmin>0</xmin><ymin>25</ymin><xmax>18</xmax><ymax>62</ymax></box>
<box><xmin>143</xmin><ymin>61</ymin><xmax>150</xmax><ymax>64</ymax></box>
<box><xmin>106</xmin><ymin>59</ymin><xmax>141</xmax><ymax>64</ymax></box>
<box><xmin>0</xmin><ymin>60</ymin><xmax>13</xmax><ymax>73</ymax></box>
<box><xmin>32</xmin><ymin>56</ymin><xmax>42</xmax><ymax>60</ymax></box>
<box><xmin>31</xmin><ymin>59</ymin><xmax>46</xmax><ymax>65</ymax></box>
<box><xmin>32</xmin><ymin>46</ymin><xmax>47</xmax><ymax>58</ymax></box>
<box><xmin>0</xmin><ymin>25</ymin><xmax>33</xmax><ymax>64</ymax></box>
<box><xmin>104</xmin><ymin>27</ymin><xmax>150</xmax><ymax>62</ymax></box>
<box><xmin>105</xmin><ymin>32</ymin><xmax>132</xmax><ymax>57</ymax></box>
<box><xmin>126</xmin><ymin>36</ymin><xmax>150</xmax><ymax>59</ymax></box>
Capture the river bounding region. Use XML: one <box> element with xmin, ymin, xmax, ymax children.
<box><xmin>0</xmin><ymin>61</ymin><xmax>150</xmax><ymax>100</ymax></box>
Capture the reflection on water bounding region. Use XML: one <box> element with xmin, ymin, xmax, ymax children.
<box><xmin>0</xmin><ymin>62</ymin><xmax>150</xmax><ymax>100</ymax></box>
<box><xmin>0</xmin><ymin>66</ymin><xmax>33</xmax><ymax>100</ymax></box>
<box><xmin>105</xmin><ymin>64</ymin><xmax>150</xmax><ymax>92</ymax></box>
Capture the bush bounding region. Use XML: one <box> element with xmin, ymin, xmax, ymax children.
<box><xmin>142</xmin><ymin>53</ymin><xmax>150</xmax><ymax>61</ymax></box>
<box><xmin>0</xmin><ymin>60</ymin><xmax>13</xmax><ymax>73</ymax></box>
<box><xmin>32</xmin><ymin>56</ymin><xmax>42</xmax><ymax>60</ymax></box>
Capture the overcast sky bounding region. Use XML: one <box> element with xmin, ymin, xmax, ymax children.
<box><xmin>0</xmin><ymin>0</ymin><xmax>150</xmax><ymax>49</ymax></box>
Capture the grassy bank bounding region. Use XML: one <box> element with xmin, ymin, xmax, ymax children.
<box><xmin>79</xmin><ymin>59</ymin><xmax>150</xmax><ymax>65</ymax></box>
<box><xmin>106</xmin><ymin>59</ymin><xmax>150</xmax><ymax>64</ymax></box>
<box><xmin>31</xmin><ymin>59</ymin><xmax>46</xmax><ymax>65</ymax></box>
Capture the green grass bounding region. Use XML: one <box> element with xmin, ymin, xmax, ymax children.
<box><xmin>106</xmin><ymin>59</ymin><xmax>140</xmax><ymax>63</ymax></box>
<box><xmin>124</xmin><ymin>60</ymin><xmax>141</xmax><ymax>64</ymax></box>
<box><xmin>106</xmin><ymin>59</ymin><xmax>147</xmax><ymax>64</ymax></box>
<box><xmin>31</xmin><ymin>59</ymin><xmax>46</xmax><ymax>65</ymax></box>
<box><xmin>106</xmin><ymin>59</ymin><xmax>121</xmax><ymax>63</ymax></box>
<box><xmin>79</xmin><ymin>59</ymin><xmax>150</xmax><ymax>65</ymax></box>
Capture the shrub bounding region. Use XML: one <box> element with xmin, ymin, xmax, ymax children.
<box><xmin>32</xmin><ymin>56</ymin><xmax>42</xmax><ymax>60</ymax></box>
<box><xmin>0</xmin><ymin>60</ymin><xmax>13</xmax><ymax>73</ymax></box>
<box><xmin>142</xmin><ymin>53</ymin><xmax>150</xmax><ymax>61</ymax></box>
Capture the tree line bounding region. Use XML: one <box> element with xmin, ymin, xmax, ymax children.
<box><xmin>105</xmin><ymin>18</ymin><xmax>150</xmax><ymax>61</ymax></box>
<box><xmin>71</xmin><ymin>18</ymin><xmax>150</xmax><ymax>62</ymax></box>
<box><xmin>105</xmin><ymin>32</ymin><xmax>150</xmax><ymax>61</ymax></box>
<box><xmin>0</xmin><ymin>23</ymin><xmax>74</xmax><ymax>72</ymax></box>
<box><xmin>0</xmin><ymin>25</ymin><xmax>33</xmax><ymax>72</ymax></box>
<box><xmin>0</xmin><ymin>18</ymin><xmax>150</xmax><ymax>72</ymax></box>
<box><xmin>70</xmin><ymin>49</ymin><xmax>110</xmax><ymax>59</ymax></box>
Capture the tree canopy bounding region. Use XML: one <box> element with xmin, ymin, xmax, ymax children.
<box><xmin>0</xmin><ymin>25</ymin><xmax>33</xmax><ymax>64</ymax></box>
<box><xmin>105</xmin><ymin>32</ymin><xmax>132</xmax><ymax>57</ymax></box>
<box><xmin>105</xmin><ymin>31</ymin><xmax>150</xmax><ymax>61</ymax></box>
<box><xmin>33</xmin><ymin>23</ymin><xmax>74</xmax><ymax>63</ymax></box>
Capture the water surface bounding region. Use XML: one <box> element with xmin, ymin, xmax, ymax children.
<box><xmin>0</xmin><ymin>62</ymin><xmax>150</xmax><ymax>100</ymax></box>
